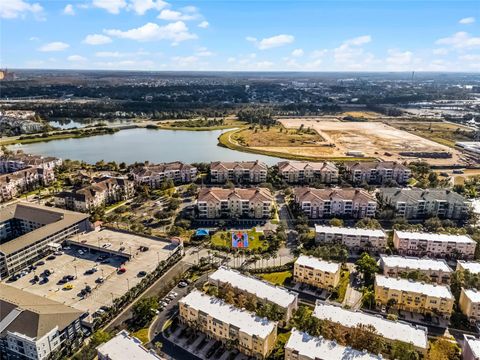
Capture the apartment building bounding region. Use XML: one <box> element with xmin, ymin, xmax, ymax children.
<box><xmin>462</xmin><ymin>335</ymin><xmax>480</xmax><ymax>360</ymax></box>
<box><xmin>208</xmin><ymin>267</ymin><xmax>298</xmax><ymax>321</ymax></box>
<box><xmin>293</xmin><ymin>255</ymin><xmax>341</xmax><ymax>289</ymax></box>
<box><xmin>460</xmin><ymin>288</ymin><xmax>480</xmax><ymax>323</ymax></box>
<box><xmin>0</xmin><ymin>284</ymin><xmax>83</xmax><ymax>360</ymax></box>
<box><xmin>457</xmin><ymin>261</ymin><xmax>480</xmax><ymax>274</ymax></box>
<box><xmin>178</xmin><ymin>290</ymin><xmax>277</xmax><ymax>358</ymax></box>
<box><xmin>284</xmin><ymin>328</ymin><xmax>382</xmax><ymax>360</ymax></box>
<box><xmin>379</xmin><ymin>188</ymin><xmax>470</xmax><ymax>220</ymax></box>
<box><xmin>346</xmin><ymin>161</ymin><xmax>411</xmax><ymax>185</ymax></box>
<box><xmin>54</xmin><ymin>177</ymin><xmax>134</xmax><ymax>212</ymax></box>
<box><xmin>0</xmin><ymin>203</ymin><xmax>90</xmax><ymax>277</ymax></box>
<box><xmin>277</xmin><ymin>161</ymin><xmax>339</xmax><ymax>184</ymax></box>
<box><xmin>374</xmin><ymin>275</ymin><xmax>454</xmax><ymax>318</ymax></box>
<box><xmin>197</xmin><ymin>187</ymin><xmax>273</xmax><ymax>219</ymax></box>
<box><xmin>293</xmin><ymin>187</ymin><xmax>377</xmax><ymax>219</ymax></box>
<box><xmin>0</xmin><ymin>167</ymin><xmax>55</xmax><ymax>202</ymax></box>
<box><xmin>379</xmin><ymin>255</ymin><xmax>453</xmax><ymax>284</ymax></box>
<box><xmin>210</xmin><ymin>161</ymin><xmax>268</xmax><ymax>184</ymax></box>
<box><xmin>313</xmin><ymin>302</ymin><xmax>428</xmax><ymax>354</ymax></box>
<box><xmin>393</xmin><ymin>230</ymin><xmax>476</xmax><ymax>259</ymax></box>
<box><xmin>97</xmin><ymin>330</ymin><xmax>163</xmax><ymax>360</ymax></box>
<box><xmin>0</xmin><ymin>153</ymin><xmax>61</xmax><ymax>174</ymax></box>
<box><xmin>315</xmin><ymin>225</ymin><xmax>387</xmax><ymax>252</ymax></box>
<box><xmin>131</xmin><ymin>161</ymin><xmax>197</xmax><ymax>187</ymax></box>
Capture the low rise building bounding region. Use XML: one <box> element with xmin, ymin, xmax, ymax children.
<box><xmin>313</xmin><ymin>302</ymin><xmax>428</xmax><ymax>354</ymax></box>
<box><xmin>97</xmin><ymin>330</ymin><xmax>163</xmax><ymax>360</ymax></box>
<box><xmin>463</xmin><ymin>334</ymin><xmax>480</xmax><ymax>360</ymax></box>
<box><xmin>315</xmin><ymin>225</ymin><xmax>387</xmax><ymax>252</ymax></box>
<box><xmin>393</xmin><ymin>230</ymin><xmax>476</xmax><ymax>259</ymax></box>
<box><xmin>210</xmin><ymin>161</ymin><xmax>268</xmax><ymax>183</ymax></box>
<box><xmin>208</xmin><ymin>266</ymin><xmax>298</xmax><ymax>321</ymax></box>
<box><xmin>346</xmin><ymin>161</ymin><xmax>411</xmax><ymax>185</ymax></box>
<box><xmin>379</xmin><ymin>255</ymin><xmax>452</xmax><ymax>284</ymax></box>
<box><xmin>0</xmin><ymin>203</ymin><xmax>90</xmax><ymax>277</ymax></box>
<box><xmin>293</xmin><ymin>255</ymin><xmax>341</xmax><ymax>289</ymax></box>
<box><xmin>379</xmin><ymin>188</ymin><xmax>470</xmax><ymax>220</ymax></box>
<box><xmin>457</xmin><ymin>261</ymin><xmax>480</xmax><ymax>274</ymax></box>
<box><xmin>54</xmin><ymin>177</ymin><xmax>134</xmax><ymax>212</ymax></box>
<box><xmin>284</xmin><ymin>328</ymin><xmax>382</xmax><ymax>360</ymax></box>
<box><xmin>460</xmin><ymin>288</ymin><xmax>480</xmax><ymax>323</ymax></box>
<box><xmin>197</xmin><ymin>187</ymin><xmax>273</xmax><ymax>219</ymax></box>
<box><xmin>131</xmin><ymin>161</ymin><xmax>197</xmax><ymax>187</ymax></box>
<box><xmin>277</xmin><ymin>161</ymin><xmax>339</xmax><ymax>184</ymax></box>
<box><xmin>293</xmin><ymin>187</ymin><xmax>377</xmax><ymax>219</ymax></box>
<box><xmin>0</xmin><ymin>152</ymin><xmax>61</xmax><ymax>174</ymax></box>
<box><xmin>374</xmin><ymin>275</ymin><xmax>454</xmax><ymax>318</ymax></box>
<box><xmin>178</xmin><ymin>290</ymin><xmax>277</xmax><ymax>358</ymax></box>
<box><xmin>0</xmin><ymin>284</ymin><xmax>83</xmax><ymax>360</ymax></box>
<box><xmin>0</xmin><ymin>167</ymin><xmax>54</xmax><ymax>202</ymax></box>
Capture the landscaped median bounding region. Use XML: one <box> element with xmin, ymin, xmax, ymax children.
<box><xmin>217</xmin><ymin>127</ymin><xmax>376</xmax><ymax>162</ymax></box>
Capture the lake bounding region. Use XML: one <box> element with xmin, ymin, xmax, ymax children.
<box><xmin>15</xmin><ymin>128</ymin><xmax>281</xmax><ymax>165</ymax></box>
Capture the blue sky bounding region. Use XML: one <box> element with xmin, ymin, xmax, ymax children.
<box><xmin>1</xmin><ymin>0</ymin><xmax>479</xmax><ymax>71</ymax></box>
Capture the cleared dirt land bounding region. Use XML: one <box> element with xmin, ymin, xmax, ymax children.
<box><xmin>278</xmin><ymin>119</ymin><xmax>463</xmax><ymax>165</ymax></box>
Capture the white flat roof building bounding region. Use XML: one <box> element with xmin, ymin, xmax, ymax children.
<box><xmin>312</xmin><ymin>302</ymin><xmax>428</xmax><ymax>351</ymax></box>
<box><xmin>375</xmin><ymin>275</ymin><xmax>454</xmax><ymax>300</ymax></box>
<box><xmin>208</xmin><ymin>267</ymin><xmax>298</xmax><ymax>309</ymax></box>
<box><xmin>295</xmin><ymin>255</ymin><xmax>341</xmax><ymax>274</ymax></box>
<box><xmin>380</xmin><ymin>255</ymin><xmax>452</xmax><ymax>273</ymax></box>
<box><xmin>285</xmin><ymin>329</ymin><xmax>382</xmax><ymax>360</ymax></box>
<box><xmin>97</xmin><ymin>330</ymin><xmax>163</xmax><ymax>360</ymax></box>
<box><xmin>463</xmin><ymin>335</ymin><xmax>480</xmax><ymax>360</ymax></box>
<box><xmin>463</xmin><ymin>289</ymin><xmax>480</xmax><ymax>304</ymax></box>
<box><xmin>395</xmin><ymin>231</ymin><xmax>475</xmax><ymax>244</ymax></box>
<box><xmin>315</xmin><ymin>225</ymin><xmax>386</xmax><ymax>237</ymax></box>
<box><xmin>457</xmin><ymin>261</ymin><xmax>480</xmax><ymax>274</ymax></box>
<box><xmin>179</xmin><ymin>290</ymin><xmax>276</xmax><ymax>339</ymax></box>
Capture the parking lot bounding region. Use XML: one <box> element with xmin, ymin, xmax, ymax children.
<box><xmin>3</xmin><ymin>229</ymin><xmax>178</xmax><ymax>320</ymax></box>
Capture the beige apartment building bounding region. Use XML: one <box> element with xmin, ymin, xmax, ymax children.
<box><xmin>277</xmin><ymin>161</ymin><xmax>339</xmax><ymax>184</ymax></box>
<box><xmin>293</xmin><ymin>187</ymin><xmax>377</xmax><ymax>219</ymax></box>
<box><xmin>284</xmin><ymin>328</ymin><xmax>382</xmax><ymax>360</ymax></box>
<box><xmin>178</xmin><ymin>290</ymin><xmax>277</xmax><ymax>358</ymax></box>
<box><xmin>313</xmin><ymin>301</ymin><xmax>429</xmax><ymax>354</ymax></box>
<box><xmin>208</xmin><ymin>266</ymin><xmax>298</xmax><ymax>321</ymax></box>
<box><xmin>459</xmin><ymin>288</ymin><xmax>480</xmax><ymax>323</ymax></box>
<box><xmin>374</xmin><ymin>275</ymin><xmax>454</xmax><ymax>318</ymax></box>
<box><xmin>131</xmin><ymin>161</ymin><xmax>197</xmax><ymax>187</ymax></box>
<box><xmin>315</xmin><ymin>225</ymin><xmax>387</xmax><ymax>252</ymax></box>
<box><xmin>380</xmin><ymin>255</ymin><xmax>453</xmax><ymax>284</ymax></box>
<box><xmin>210</xmin><ymin>161</ymin><xmax>268</xmax><ymax>184</ymax></box>
<box><xmin>393</xmin><ymin>230</ymin><xmax>476</xmax><ymax>259</ymax></box>
<box><xmin>379</xmin><ymin>187</ymin><xmax>470</xmax><ymax>220</ymax></box>
<box><xmin>197</xmin><ymin>187</ymin><xmax>273</xmax><ymax>219</ymax></box>
<box><xmin>293</xmin><ymin>255</ymin><xmax>341</xmax><ymax>290</ymax></box>
<box><xmin>55</xmin><ymin>177</ymin><xmax>134</xmax><ymax>212</ymax></box>
<box><xmin>346</xmin><ymin>161</ymin><xmax>411</xmax><ymax>185</ymax></box>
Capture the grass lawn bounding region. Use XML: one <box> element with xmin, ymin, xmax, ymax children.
<box><xmin>210</xmin><ymin>228</ymin><xmax>267</xmax><ymax>251</ymax></box>
<box><xmin>232</xmin><ymin>125</ymin><xmax>324</xmax><ymax>147</ymax></box>
<box><xmin>259</xmin><ymin>271</ymin><xmax>293</xmax><ymax>286</ymax></box>
<box><xmin>331</xmin><ymin>269</ymin><xmax>350</xmax><ymax>303</ymax></box>
<box><xmin>132</xmin><ymin>328</ymin><xmax>149</xmax><ymax>344</ymax></box>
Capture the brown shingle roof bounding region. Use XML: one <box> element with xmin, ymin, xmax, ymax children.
<box><xmin>198</xmin><ymin>187</ymin><xmax>273</xmax><ymax>203</ymax></box>
<box><xmin>294</xmin><ymin>187</ymin><xmax>375</xmax><ymax>203</ymax></box>
<box><xmin>277</xmin><ymin>161</ymin><xmax>338</xmax><ymax>172</ymax></box>
<box><xmin>210</xmin><ymin>161</ymin><xmax>268</xmax><ymax>171</ymax></box>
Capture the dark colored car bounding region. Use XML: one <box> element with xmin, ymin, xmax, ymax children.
<box><xmin>36</xmin><ymin>261</ymin><xmax>45</xmax><ymax>266</ymax></box>
<box><xmin>46</xmin><ymin>255</ymin><xmax>56</xmax><ymax>261</ymax></box>
<box><xmin>138</xmin><ymin>271</ymin><xmax>147</xmax><ymax>277</ymax></box>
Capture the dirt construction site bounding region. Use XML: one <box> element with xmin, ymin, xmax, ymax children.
<box><xmin>277</xmin><ymin>118</ymin><xmax>464</xmax><ymax>165</ymax></box>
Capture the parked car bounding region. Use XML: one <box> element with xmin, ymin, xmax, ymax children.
<box><xmin>36</xmin><ymin>261</ymin><xmax>45</xmax><ymax>266</ymax></box>
<box><xmin>54</xmin><ymin>251</ymin><xmax>63</xmax><ymax>256</ymax></box>
<box><xmin>138</xmin><ymin>271</ymin><xmax>147</xmax><ymax>277</ymax></box>
<box><xmin>46</xmin><ymin>255</ymin><xmax>56</xmax><ymax>261</ymax></box>
<box><xmin>96</xmin><ymin>277</ymin><xmax>105</xmax><ymax>283</ymax></box>
<box><xmin>84</xmin><ymin>268</ymin><xmax>97</xmax><ymax>275</ymax></box>
<box><xmin>178</xmin><ymin>281</ymin><xmax>188</xmax><ymax>288</ymax></box>
<box><xmin>63</xmin><ymin>284</ymin><xmax>74</xmax><ymax>290</ymax></box>
<box><xmin>117</xmin><ymin>268</ymin><xmax>126</xmax><ymax>274</ymax></box>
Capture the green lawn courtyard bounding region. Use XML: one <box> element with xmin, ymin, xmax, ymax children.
<box><xmin>210</xmin><ymin>228</ymin><xmax>268</xmax><ymax>251</ymax></box>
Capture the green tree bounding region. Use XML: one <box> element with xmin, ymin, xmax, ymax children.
<box><xmin>390</xmin><ymin>340</ymin><xmax>420</xmax><ymax>360</ymax></box>
<box><xmin>355</xmin><ymin>252</ymin><xmax>379</xmax><ymax>286</ymax></box>
<box><xmin>329</xmin><ymin>218</ymin><xmax>344</xmax><ymax>227</ymax></box>
<box><xmin>427</xmin><ymin>338</ymin><xmax>461</xmax><ymax>360</ymax></box>
<box><xmin>132</xmin><ymin>297</ymin><xmax>158</xmax><ymax>327</ymax></box>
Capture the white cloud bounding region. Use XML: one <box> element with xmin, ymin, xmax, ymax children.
<box><xmin>433</xmin><ymin>48</ymin><xmax>449</xmax><ymax>56</ymax></box>
<box><xmin>196</xmin><ymin>47</ymin><xmax>213</xmax><ymax>57</ymax></box>
<box><xmin>386</xmin><ymin>49</ymin><xmax>414</xmax><ymax>69</ymax></box>
<box><xmin>459</xmin><ymin>17</ymin><xmax>475</xmax><ymax>24</ymax></box>
<box><xmin>172</xmin><ymin>55</ymin><xmax>199</xmax><ymax>67</ymax></box>
<box><xmin>63</xmin><ymin>4</ymin><xmax>75</xmax><ymax>15</ymax></box>
<box><xmin>105</xmin><ymin>21</ymin><xmax>197</xmax><ymax>44</ymax></box>
<box><xmin>344</xmin><ymin>35</ymin><xmax>371</xmax><ymax>46</ymax></box>
<box><xmin>332</xmin><ymin>35</ymin><xmax>377</xmax><ymax>70</ymax></box>
<box><xmin>198</xmin><ymin>20</ymin><xmax>209</xmax><ymax>28</ymax></box>
<box><xmin>38</xmin><ymin>41</ymin><xmax>70</xmax><ymax>52</ymax></box>
<box><xmin>255</xmin><ymin>61</ymin><xmax>274</xmax><ymax>69</ymax></box>
<box><xmin>92</xmin><ymin>0</ymin><xmax>126</xmax><ymax>14</ymax></box>
<box><xmin>94</xmin><ymin>59</ymin><xmax>155</xmax><ymax>69</ymax></box>
<box><xmin>68</xmin><ymin>55</ymin><xmax>87</xmax><ymax>62</ymax></box>
<box><xmin>0</xmin><ymin>0</ymin><xmax>43</xmax><ymax>19</ymax></box>
<box><xmin>95</xmin><ymin>51</ymin><xmax>124</xmax><ymax>58</ymax></box>
<box><xmin>311</xmin><ymin>49</ymin><xmax>327</xmax><ymax>59</ymax></box>
<box><xmin>291</xmin><ymin>48</ymin><xmax>304</xmax><ymax>57</ymax></box>
<box><xmin>436</xmin><ymin>32</ymin><xmax>480</xmax><ymax>49</ymax></box>
<box><xmin>247</xmin><ymin>34</ymin><xmax>295</xmax><ymax>50</ymax></box>
<box><xmin>29</xmin><ymin>36</ymin><xmax>39</xmax><ymax>41</ymax></box>
<box><xmin>128</xmin><ymin>0</ymin><xmax>167</xmax><ymax>15</ymax></box>
<box><xmin>83</xmin><ymin>34</ymin><xmax>112</xmax><ymax>45</ymax></box>
<box><xmin>157</xmin><ymin>9</ymin><xmax>198</xmax><ymax>21</ymax></box>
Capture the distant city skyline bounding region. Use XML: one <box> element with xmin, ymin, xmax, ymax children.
<box><xmin>0</xmin><ymin>0</ymin><xmax>479</xmax><ymax>71</ymax></box>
